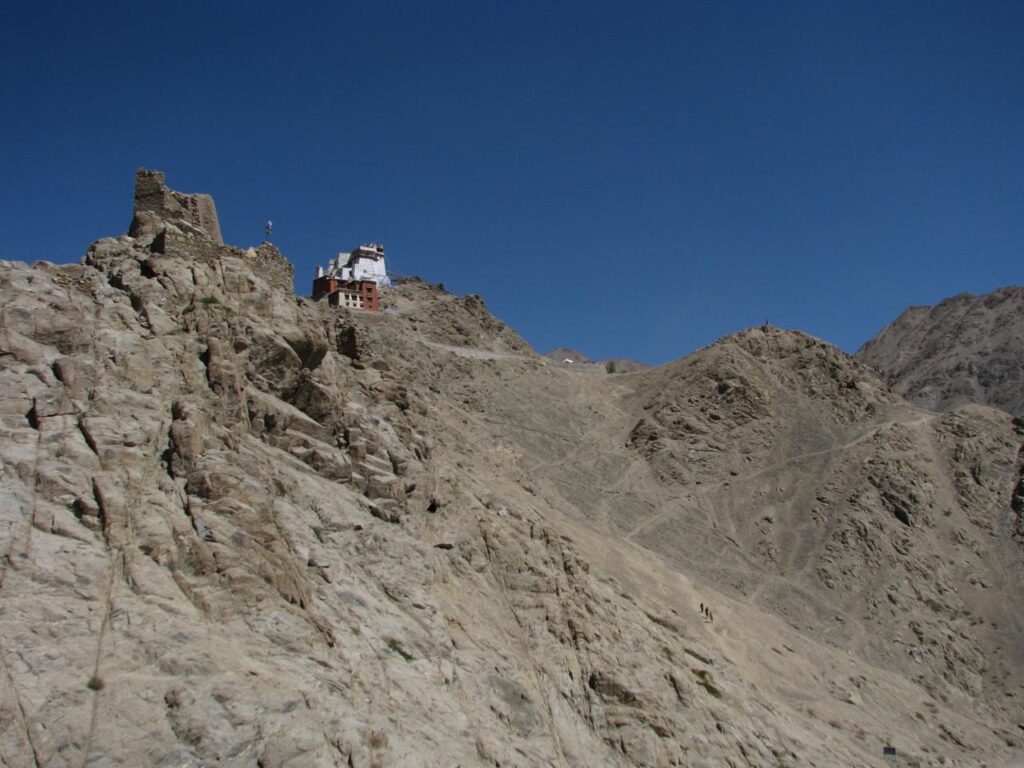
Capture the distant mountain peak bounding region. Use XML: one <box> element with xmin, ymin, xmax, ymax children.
<box><xmin>857</xmin><ymin>286</ymin><xmax>1024</xmax><ymax>416</ymax></box>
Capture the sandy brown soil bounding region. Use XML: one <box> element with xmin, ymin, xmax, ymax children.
<box><xmin>1</xmin><ymin>173</ymin><xmax>1021</xmax><ymax>767</ymax></box>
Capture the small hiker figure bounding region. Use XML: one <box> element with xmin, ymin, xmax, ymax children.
<box><xmin>265</xmin><ymin>220</ymin><xmax>273</xmax><ymax>239</ymax></box>
<box><xmin>709</xmin><ymin>609</ymin><xmax>714</xmax><ymax>623</ymax></box>
<box><xmin>700</xmin><ymin>602</ymin><xmax>704</xmax><ymax>614</ymax></box>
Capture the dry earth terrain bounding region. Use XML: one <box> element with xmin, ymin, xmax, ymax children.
<box><xmin>0</xmin><ymin>172</ymin><xmax>1022</xmax><ymax>767</ymax></box>
<box><xmin>858</xmin><ymin>287</ymin><xmax>1024</xmax><ymax>417</ymax></box>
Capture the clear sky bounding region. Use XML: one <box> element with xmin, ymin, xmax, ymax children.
<box><xmin>2</xmin><ymin>2</ymin><xmax>1021</xmax><ymax>364</ymax></box>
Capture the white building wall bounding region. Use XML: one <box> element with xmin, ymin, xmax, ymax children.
<box><xmin>350</xmin><ymin>257</ymin><xmax>390</xmax><ymax>285</ymax></box>
<box><xmin>323</xmin><ymin>250</ymin><xmax>390</xmax><ymax>286</ymax></box>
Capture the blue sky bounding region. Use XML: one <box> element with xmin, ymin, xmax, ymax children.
<box><xmin>2</xmin><ymin>2</ymin><xmax>1021</xmax><ymax>364</ymax></box>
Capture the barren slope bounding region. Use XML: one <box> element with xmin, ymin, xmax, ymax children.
<box><xmin>857</xmin><ymin>286</ymin><xmax>1024</xmax><ymax>416</ymax></box>
<box><xmin>469</xmin><ymin>323</ymin><xmax>1024</xmax><ymax>747</ymax></box>
<box><xmin>1</xmin><ymin>173</ymin><xmax>1022</xmax><ymax>768</ymax></box>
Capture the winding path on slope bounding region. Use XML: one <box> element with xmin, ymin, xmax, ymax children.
<box><xmin>624</xmin><ymin>411</ymin><xmax>936</xmax><ymax>545</ymax></box>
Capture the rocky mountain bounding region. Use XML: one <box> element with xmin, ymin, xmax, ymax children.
<box><xmin>857</xmin><ymin>287</ymin><xmax>1024</xmax><ymax>417</ymax></box>
<box><xmin>602</xmin><ymin>357</ymin><xmax>650</xmax><ymax>373</ymax></box>
<box><xmin>0</xmin><ymin>171</ymin><xmax>1022</xmax><ymax>767</ymax></box>
<box><xmin>543</xmin><ymin>348</ymin><xmax>650</xmax><ymax>373</ymax></box>
<box><xmin>543</xmin><ymin>347</ymin><xmax>591</xmax><ymax>364</ymax></box>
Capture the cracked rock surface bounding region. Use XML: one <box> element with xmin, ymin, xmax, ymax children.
<box><xmin>1</xmin><ymin>172</ymin><xmax>1022</xmax><ymax>767</ymax></box>
<box><xmin>858</xmin><ymin>286</ymin><xmax>1024</xmax><ymax>417</ymax></box>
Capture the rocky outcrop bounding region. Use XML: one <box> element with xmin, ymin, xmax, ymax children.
<box><xmin>619</xmin><ymin>326</ymin><xmax>1024</xmax><ymax>711</ymax></box>
<box><xmin>384</xmin><ymin>278</ymin><xmax>532</xmax><ymax>355</ymax></box>
<box><xmin>1</xmin><ymin>172</ymin><xmax>1022</xmax><ymax>767</ymax></box>
<box><xmin>629</xmin><ymin>327</ymin><xmax>896</xmax><ymax>484</ymax></box>
<box><xmin>0</xmin><ymin>251</ymin><xmax>819</xmax><ymax>767</ymax></box>
<box><xmin>857</xmin><ymin>286</ymin><xmax>1024</xmax><ymax>416</ymax></box>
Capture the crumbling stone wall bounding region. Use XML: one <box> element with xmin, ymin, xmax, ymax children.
<box><xmin>126</xmin><ymin>169</ymin><xmax>294</xmax><ymax>296</ymax></box>
<box><xmin>152</xmin><ymin>230</ymin><xmax>232</xmax><ymax>263</ymax></box>
<box><xmin>129</xmin><ymin>169</ymin><xmax>223</xmax><ymax>244</ymax></box>
<box><xmin>245</xmin><ymin>243</ymin><xmax>294</xmax><ymax>294</ymax></box>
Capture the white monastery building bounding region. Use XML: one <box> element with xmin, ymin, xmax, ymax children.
<box><xmin>312</xmin><ymin>243</ymin><xmax>390</xmax><ymax>311</ymax></box>
<box><xmin>315</xmin><ymin>243</ymin><xmax>390</xmax><ymax>286</ymax></box>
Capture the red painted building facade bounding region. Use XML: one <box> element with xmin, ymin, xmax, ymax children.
<box><xmin>312</xmin><ymin>243</ymin><xmax>387</xmax><ymax>311</ymax></box>
<box><xmin>315</xmin><ymin>278</ymin><xmax>379</xmax><ymax>311</ymax></box>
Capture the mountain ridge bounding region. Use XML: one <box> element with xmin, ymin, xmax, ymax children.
<box><xmin>0</xmin><ymin>171</ymin><xmax>1021</xmax><ymax>767</ymax></box>
<box><xmin>857</xmin><ymin>285</ymin><xmax>1024</xmax><ymax>417</ymax></box>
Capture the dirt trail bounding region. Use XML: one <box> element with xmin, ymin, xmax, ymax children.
<box><xmin>461</xmin><ymin>326</ymin><xmax>1024</xmax><ymax>744</ymax></box>
<box><xmin>6</xmin><ymin>176</ymin><xmax>1023</xmax><ymax>768</ymax></box>
<box><xmin>421</xmin><ymin>340</ymin><xmax>536</xmax><ymax>361</ymax></box>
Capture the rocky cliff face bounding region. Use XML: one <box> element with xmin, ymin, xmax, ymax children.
<box><xmin>857</xmin><ymin>287</ymin><xmax>1024</xmax><ymax>417</ymax></box>
<box><xmin>1</xmin><ymin>173</ymin><xmax>1022</xmax><ymax>768</ymax></box>
<box><xmin>625</xmin><ymin>328</ymin><xmax>1024</xmax><ymax>704</ymax></box>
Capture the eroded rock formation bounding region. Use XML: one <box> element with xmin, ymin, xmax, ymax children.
<box><xmin>1</xmin><ymin>172</ymin><xmax>1022</xmax><ymax>767</ymax></box>
<box><xmin>858</xmin><ymin>287</ymin><xmax>1024</xmax><ymax>417</ymax></box>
